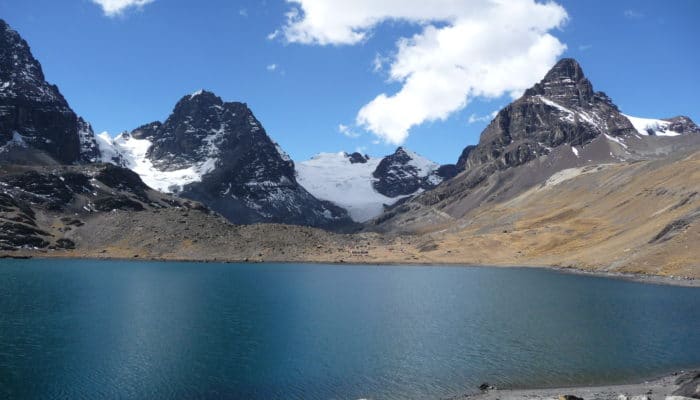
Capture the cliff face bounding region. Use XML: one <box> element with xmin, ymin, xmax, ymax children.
<box><xmin>0</xmin><ymin>19</ymin><xmax>87</xmax><ymax>164</ymax></box>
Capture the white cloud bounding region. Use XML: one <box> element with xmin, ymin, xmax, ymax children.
<box><xmin>578</xmin><ymin>44</ymin><xmax>593</xmax><ymax>51</ymax></box>
<box><xmin>338</xmin><ymin>124</ymin><xmax>361</xmax><ymax>138</ymax></box>
<box><xmin>276</xmin><ymin>0</ymin><xmax>568</xmax><ymax>145</ymax></box>
<box><xmin>468</xmin><ymin>110</ymin><xmax>499</xmax><ymax>124</ymax></box>
<box><xmin>266</xmin><ymin>63</ymin><xmax>278</xmax><ymax>72</ymax></box>
<box><xmin>372</xmin><ymin>53</ymin><xmax>391</xmax><ymax>73</ymax></box>
<box><xmin>267</xmin><ymin>30</ymin><xmax>281</xmax><ymax>40</ymax></box>
<box><xmin>239</xmin><ymin>8</ymin><xmax>248</xmax><ymax>17</ymax></box>
<box><xmin>624</xmin><ymin>9</ymin><xmax>644</xmax><ymax>19</ymax></box>
<box><xmin>91</xmin><ymin>0</ymin><xmax>154</xmax><ymax>16</ymax></box>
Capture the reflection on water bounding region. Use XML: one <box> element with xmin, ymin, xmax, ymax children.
<box><xmin>1</xmin><ymin>259</ymin><xmax>699</xmax><ymax>399</ymax></box>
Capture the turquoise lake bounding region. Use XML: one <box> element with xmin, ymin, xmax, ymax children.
<box><xmin>1</xmin><ymin>259</ymin><xmax>699</xmax><ymax>399</ymax></box>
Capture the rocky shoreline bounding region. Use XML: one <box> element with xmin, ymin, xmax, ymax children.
<box><xmin>455</xmin><ymin>370</ymin><xmax>700</xmax><ymax>400</ymax></box>
<box><xmin>3</xmin><ymin>251</ymin><xmax>699</xmax><ymax>288</ymax></box>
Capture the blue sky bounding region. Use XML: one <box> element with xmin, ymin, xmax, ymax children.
<box><xmin>1</xmin><ymin>0</ymin><xmax>698</xmax><ymax>164</ymax></box>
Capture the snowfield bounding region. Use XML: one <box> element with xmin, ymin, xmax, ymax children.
<box><xmin>296</xmin><ymin>152</ymin><xmax>411</xmax><ymax>222</ymax></box>
<box><xmin>623</xmin><ymin>114</ymin><xmax>682</xmax><ymax>137</ymax></box>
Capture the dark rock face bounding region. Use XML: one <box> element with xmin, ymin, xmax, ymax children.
<box><xmin>95</xmin><ymin>164</ymin><xmax>148</xmax><ymax>200</ymax></box>
<box><xmin>372</xmin><ymin>147</ymin><xmax>444</xmax><ymax>197</ymax></box>
<box><xmin>462</xmin><ymin>58</ymin><xmax>637</xmax><ymax>172</ymax></box>
<box><xmin>663</xmin><ymin>116</ymin><xmax>700</xmax><ymax>135</ymax></box>
<box><xmin>436</xmin><ymin>164</ymin><xmax>458</xmax><ymax>180</ymax></box>
<box><xmin>94</xmin><ymin>195</ymin><xmax>145</xmax><ymax>212</ymax></box>
<box><xmin>0</xmin><ymin>19</ymin><xmax>85</xmax><ymax>164</ymax></box>
<box><xmin>0</xmin><ymin>165</ymin><xmax>153</xmax><ymax>214</ymax></box>
<box><xmin>0</xmin><ymin>192</ymin><xmax>50</xmax><ymax>250</ymax></box>
<box><xmin>455</xmin><ymin>145</ymin><xmax>476</xmax><ymax>171</ymax></box>
<box><xmin>134</xmin><ymin>91</ymin><xmax>353</xmax><ymax>228</ymax></box>
<box><xmin>77</xmin><ymin>118</ymin><xmax>103</xmax><ymax>163</ymax></box>
<box><xmin>347</xmin><ymin>152</ymin><xmax>369</xmax><ymax>164</ymax></box>
<box><xmin>1</xmin><ymin>170</ymin><xmax>92</xmax><ymax>210</ymax></box>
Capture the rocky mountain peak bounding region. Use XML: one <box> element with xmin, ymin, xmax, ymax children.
<box><xmin>390</xmin><ymin>146</ymin><xmax>412</xmax><ymax>161</ymax></box>
<box><xmin>524</xmin><ymin>58</ymin><xmax>596</xmax><ymax>108</ymax></box>
<box><xmin>0</xmin><ymin>19</ymin><xmax>83</xmax><ymax>164</ymax></box>
<box><xmin>543</xmin><ymin>58</ymin><xmax>586</xmax><ymax>82</ymax></box>
<box><xmin>174</xmin><ymin>90</ymin><xmax>225</xmax><ymax>111</ymax></box>
<box><xmin>346</xmin><ymin>152</ymin><xmax>369</xmax><ymax>164</ymax></box>
<box><xmin>461</xmin><ymin>58</ymin><xmax>637</xmax><ymax>172</ymax></box>
<box><xmin>92</xmin><ymin>90</ymin><xmax>353</xmax><ymax>228</ymax></box>
<box><xmin>0</xmin><ymin>19</ymin><xmax>66</xmax><ymax>105</ymax></box>
<box><xmin>372</xmin><ymin>147</ymin><xmax>444</xmax><ymax>197</ymax></box>
<box><xmin>140</xmin><ymin>90</ymin><xmax>264</xmax><ymax>172</ymax></box>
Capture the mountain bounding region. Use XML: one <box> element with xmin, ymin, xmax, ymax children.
<box><xmin>5</xmin><ymin>148</ymin><xmax>698</xmax><ymax>282</ymax></box>
<box><xmin>0</xmin><ymin>19</ymin><xmax>351</xmax><ymax>230</ymax></box>
<box><xmin>97</xmin><ymin>90</ymin><xmax>354</xmax><ymax>229</ymax></box>
<box><xmin>0</xmin><ymin>19</ymin><xmax>99</xmax><ymax>165</ymax></box>
<box><xmin>371</xmin><ymin>58</ymin><xmax>700</xmax><ymax>232</ymax></box>
<box><xmin>0</xmin><ymin>18</ymin><xmax>697</xmax><ymax>281</ymax></box>
<box><xmin>296</xmin><ymin>147</ymin><xmax>454</xmax><ymax>222</ymax></box>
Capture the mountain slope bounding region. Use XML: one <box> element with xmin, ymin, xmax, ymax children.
<box><xmin>0</xmin><ymin>19</ymin><xmax>97</xmax><ymax>165</ymax></box>
<box><xmin>7</xmin><ymin>149</ymin><xmax>698</xmax><ymax>281</ymax></box>
<box><xmin>297</xmin><ymin>147</ymin><xmax>455</xmax><ymax>222</ymax></box>
<box><xmin>97</xmin><ymin>91</ymin><xmax>353</xmax><ymax>229</ymax></box>
<box><xmin>371</xmin><ymin>58</ymin><xmax>700</xmax><ymax>233</ymax></box>
<box><xmin>406</xmin><ymin>149</ymin><xmax>700</xmax><ymax>279</ymax></box>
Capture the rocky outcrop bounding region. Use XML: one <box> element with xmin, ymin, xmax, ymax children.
<box><xmin>673</xmin><ymin>371</ymin><xmax>700</xmax><ymax>399</ymax></box>
<box><xmin>0</xmin><ymin>162</ymin><xmax>213</xmax><ymax>251</ymax></box>
<box><xmin>347</xmin><ymin>152</ymin><xmax>369</xmax><ymax>164</ymax></box>
<box><xmin>0</xmin><ymin>191</ymin><xmax>50</xmax><ymax>250</ymax></box>
<box><xmin>455</xmin><ymin>145</ymin><xmax>476</xmax><ymax>171</ymax></box>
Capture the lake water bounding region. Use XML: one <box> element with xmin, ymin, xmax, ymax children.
<box><xmin>1</xmin><ymin>259</ymin><xmax>699</xmax><ymax>400</ymax></box>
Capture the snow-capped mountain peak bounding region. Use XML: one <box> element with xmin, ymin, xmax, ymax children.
<box><xmin>85</xmin><ymin>90</ymin><xmax>352</xmax><ymax>228</ymax></box>
<box><xmin>297</xmin><ymin>148</ymin><xmax>453</xmax><ymax>222</ymax></box>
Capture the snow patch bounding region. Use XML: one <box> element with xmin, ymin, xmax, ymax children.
<box><xmin>0</xmin><ymin>131</ymin><xmax>27</xmax><ymax>153</ymax></box>
<box><xmin>9</xmin><ymin>131</ymin><xmax>26</xmax><ymax>146</ymax></box>
<box><xmin>96</xmin><ymin>132</ymin><xmax>217</xmax><ymax>193</ymax></box>
<box><xmin>539</xmin><ymin>96</ymin><xmax>573</xmax><ymax>115</ymax></box>
<box><xmin>605</xmin><ymin>134</ymin><xmax>628</xmax><ymax>149</ymax></box>
<box><xmin>571</xmin><ymin>146</ymin><xmax>579</xmax><ymax>157</ymax></box>
<box><xmin>400</xmin><ymin>148</ymin><xmax>440</xmax><ymax>178</ymax></box>
<box><xmin>623</xmin><ymin>114</ymin><xmax>682</xmax><ymax>137</ymax></box>
<box><xmin>537</xmin><ymin>96</ymin><xmax>603</xmax><ymax>130</ymax></box>
<box><xmin>545</xmin><ymin>165</ymin><xmax>611</xmax><ymax>187</ymax></box>
<box><xmin>190</xmin><ymin>89</ymin><xmax>205</xmax><ymax>98</ymax></box>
